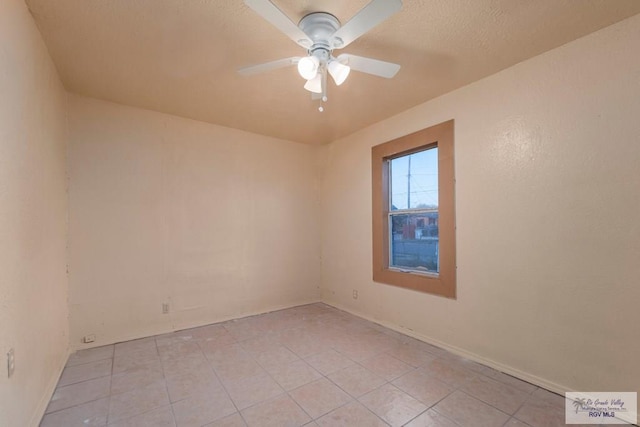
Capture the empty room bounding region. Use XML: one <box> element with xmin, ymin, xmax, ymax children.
<box><xmin>1</xmin><ymin>0</ymin><xmax>639</xmax><ymax>426</ymax></box>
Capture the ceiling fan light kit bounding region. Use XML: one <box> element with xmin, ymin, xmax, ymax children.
<box><xmin>297</xmin><ymin>55</ymin><xmax>319</xmax><ymax>80</ymax></box>
<box><xmin>303</xmin><ymin>74</ymin><xmax>322</xmax><ymax>93</ymax></box>
<box><xmin>240</xmin><ymin>0</ymin><xmax>402</xmax><ymax>110</ymax></box>
<box><xmin>328</xmin><ymin>60</ymin><xmax>350</xmax><ymax>86</ymax></box>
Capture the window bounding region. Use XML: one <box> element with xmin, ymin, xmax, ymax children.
<box><xmin>372</xmin><ymin>120</ymin><xmax>456</xmax><ymax>298</ymax></box>
<box><xmin>389</xmin><ymin>148</ymin><xmax>440</xmax><ymax>273</ymax></box>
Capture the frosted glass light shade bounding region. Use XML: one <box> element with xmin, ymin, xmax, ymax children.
<box><xmin>328</xmin><ymin>60</ymin><xmax>350</xmax><ymax>86</ymax></box>
<box><xmin>304</xmin><ymin>74</ymin><xmax>322</xmax><ymax>93</ymax></box>
<box><xmin>297</xmin><ymin>56</ymin><xmax>319</xmax><ymax>80</ymax></box>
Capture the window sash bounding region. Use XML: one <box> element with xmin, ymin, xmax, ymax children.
<box><xmin>388</xmin><ymin>210</ymin><xmax>440</xmax><ymax>275</ymax></box>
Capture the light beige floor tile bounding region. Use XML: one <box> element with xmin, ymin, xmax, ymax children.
<box><xmin>327</xmin><ymin>364</ymin><xmax>386</xmax><ymax>398</ymax></box>
<box><xmin>108</xmin><ymin>405</ymin><xmax>176</xmax><ymax>427</ymax></box>
<box><xmin>332</xmin><ymin>340</ymin><xmax>382</xmax><ymax>362</ymax></box>
<box><xmin>265</xmin><ymin>359</ymin><xmax>322</xmax><ymax>391</ymax></box>
<box><xmin>188</xmin><ymin>324</ymin><xmax>233</xmax><ymax>341</ymax></box>
<box><xmin>514</xmin><ymin>388</ymin><xmax>566</xmax><ymax>427</ymax></box>
<box><xmin>289</xmin><ymin>378</ymin><xmax>353</xmax><ymax>419</ymax></box>
<box><xmin>240</xmin><ymin>335</ymin><xmax>283</xmax><ymax>356</ymax></box>
<box><xmin>530</xmin><ymin>388</ymin><xmax>564</xmax><ymax>405</ymax></box>
<box><xmin>385</xmin><ymin>343</ymin><xmax>437</xmax><ymax>368</ymax></box>
<box><xmin>207</xmin><ymin>343</ymin><xmax>263</xmax><ymax>383</ymax></box>
<box><xmin>213</xmin><ymin>357</ymin><xmax>266</xmax><ymax>384</ymax></box>
<box><xmin>112</xmin><ymin>352</ymin><xmax>161</xmax><ymax>375</ymax></box>
<box><xmin>461</xmin><ymin>374</ymin><xmax>531</xmax><ymax>415</ymax></box>
<box><xmin>165</xmin><ymin>367</ymin><xmax>224</xmax><ymax>403</ymax></box>
<box><xmin>225</xmin><ymin>373</ymin><xmax>284</xmax><ymax>410</ymax></box>
<box><xmin>110</xmin><ymin>363</ymin><xmax>165</xmax><ymax>395</ymax></box>
<box><xmin>157</xmin><ymin>340</ymin><xmax>202</xmax><ymax>362</ymax></box>
<box><xmin>503</xmin><ymin>418</ymin><xmax>531</xmax><ymax>427</ymax></box>
<box><xmin>205</xmin><ymin>343</ymin><xmax>250</xmax><ymax>365</ymax></box>
<box><xmin>360</xmin><ymin>333</ymin><xmax>401</xmax><ymax>355</ymax></box>
<box><xmin>40</xmin><ymin>397</ymin><xmax>109</xmax><ymax>427</ymax></box>
<box><xmin>204</xmin><ymin>413</ymin><xmax>247</xmax><ymax>427</ymax></box>
<box><xmin>253</xmin><ymin>345</ymin><xmax>300</xmax><ymax>370</ymax></box>
<box><xmin>316</xmin><ymin>400</ymin><xmax>388</xmax><ymax>427</ymax></box>
<box><xmin>66</xmin><ymin>345</ymin><xmax>114</xmax><ymax>367</ymax></box>
<box><xmin>433</xmin><ymin>390</ymin><xmax>510</xmax><ymax>427</ymax></box>
<box><xmin>360</xmin><ymin>353</ymin><xmax>413</xmax><ymax>381</ymax></box>
<box><xmin>359</xmin><ymin>383</ymin><xmax>427</xmax><ymax>427</ymax></box>
<box><xmin>114</xmin><ymin>337</ymin><xmax>158</xmax><ymax>358</ymax></box>
<box><xmin>263</xmin><ymin>310</ymin><xmax>300</xmax><ymax>327</ymax></box>
<box><xmin>46</xmin><ymin>376</ymin><xmax>111</xmax><ymax>413</ymax></box>
<box><xmin>198</xmin><ymin>329</ymin><xmax>237</xmax><ymax>344</ymax></box>
<box><xmin>304</xmin><ymin>350</ymin><xmax>355</xmax><ymax>376</ymax></box>
<box><xmin>421</xmin><ymin>358</ymin><xmax>477</xmax><ymax>387</ymax></box>
<box><xmin>280</xmin><ymin>333</ymin><xmax>329</xmax><ymax>358</ymax></box>
<box><xmin>171</xmin><ymin>388</ymin><xmax>236</xmax><ymax>427</ymax></box>
<box><xmin>392</xmin><ymin>368</ymin><xmax>454</xmax><ymax>407</ymax></box>
<box><xmin>58</xmin><ymin>359</ymin><xmax>113</xmax><ymax>387</ymax></box>
<box><xmin>199</xmin><ymin>335</ymin><xmax>242</xmax><ymax>357</ymax></box>
<box><xmin>108</xmin><ymin>379</ymin><xmax>170</xmax><ymax>424</ymax></box>
<box><xmin>404</xmin><ymin>409</ymin><xmax>459</xmax><ymax>427</ymax></box>
<box><xmin>222</xmin><ymin>320</ymin><xmax>264</xmax><ymax>341</ymax></box>
<box><xmin>162</xmin><ymin>352</ymin><xmax>210</xmax><ymax>379</ymax></box>
<box><xmin>154</xmin><ymin>331</ymin><xmax>191</xmax><ymax>343</ymax></box>
<box><xmin>241</xmin><ymin>394</ymin><xmax>310</xmax><ymax>427</ymax></box>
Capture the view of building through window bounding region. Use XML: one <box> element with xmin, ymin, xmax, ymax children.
<box><xmin>389</xmin><ymin>147</ymin><xmax>439</xmax><ymax>273</ymax></box>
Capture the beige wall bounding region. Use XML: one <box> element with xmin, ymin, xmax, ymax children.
<box><xmin>321</xmin><ymin>13</ymin><xmax>640</xmax><ymax>398</ymax></box>
<box><xmin>0</xmin><ymin>0</ymin><xmax>69</xmax><ymax>426</ymax></box>
<box><xmin>68</xmin><ymin>95</ymin><xmax>322</xmax><ymax>348</ymax></box>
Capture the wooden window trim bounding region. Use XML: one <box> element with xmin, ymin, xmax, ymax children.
<box><xmin>372</xmin><ymin>120</ymin><xmax>456</xmax><ymax>298</ymax></box>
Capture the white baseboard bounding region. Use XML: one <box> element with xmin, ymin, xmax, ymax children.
<box><xmin>69</xmin><ymin>299</ymin><xmax>323</xmax><ymax>352</ymax></box>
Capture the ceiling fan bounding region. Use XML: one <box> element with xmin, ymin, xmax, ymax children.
<box><xmin>239</xmin><ymin>0</ymin><xmax>403</xmax><ymax>110</ymax></box>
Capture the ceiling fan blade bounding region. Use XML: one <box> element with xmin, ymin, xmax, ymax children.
<box><xmin>244</xmin><ymin>0</ymin><xmax>313</xmax><ymax>48</ymax></box>
<box><xmin>330</xmin><ymin>0</ymin><xmax>402</xmax><ymax>49</ymax></box>
<box><xmin>337</xmin><ymin>54</ymin><xmax>400</xmax><ymax>78</ymax></box>
<box><xmin>238</xmin><ymin>57</ymin><xmax>301</xmax><ymax>76</ymax></box>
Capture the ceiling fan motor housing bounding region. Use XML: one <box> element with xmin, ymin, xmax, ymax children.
<box><xmin>298</xmin><ymin>12</ymin><xmax>342</xmax><ymax>60</ymax></box>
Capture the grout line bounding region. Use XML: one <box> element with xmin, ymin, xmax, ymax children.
<box><xmin>430</xmin><ymin>406</ymin><xmax>465</xmax><ymax>426</ymax></box>
<box><xmin>196</xmin><ymin>335</ymin><xmax>254</xmax><ymax>426</ymax></box>
<box><xmin>155</xmin><ymin>336</ymin><xmax>178</xmax><ymax>426</ymax></box>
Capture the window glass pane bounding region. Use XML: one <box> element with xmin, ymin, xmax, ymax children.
<box><xmin>390</xmin><ymin>213</ymin><xmax>439</xmax><ymax>273</ymax></box>
<box><xmin>390</xmin><ymin>148</ymin><xmax>438</xmax><ymax>210</ymax></box>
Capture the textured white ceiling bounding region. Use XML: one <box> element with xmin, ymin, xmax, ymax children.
<box><xmin>26</xmin><ymin>0</ymin><xmax>640</xmax><ymax>144</ymax></box>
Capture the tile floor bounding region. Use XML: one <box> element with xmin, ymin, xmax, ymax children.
<box><xmin>40</xmin><ymin>303</ymin><xmax>610</xmax><ymax>427</ymax></box>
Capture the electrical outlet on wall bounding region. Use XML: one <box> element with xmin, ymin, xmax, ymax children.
<box><xmin>353</xmin><ymin>290</ymin><xmax>358</xmax><ymax>299</ymax></box>
<box><xmin>162</xmin><ymin>302</ymin><xmax>170</xmax><ymax>314</ymax></box>
<box><xmin>7</xmin><ymin>348</ymin><xmax>15</xmax><ymax>378</ymax></box>
<box><xmin>82</xmin><ymin>334</ymin><xmax>96</xmax><ymax>344</ymax></box>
